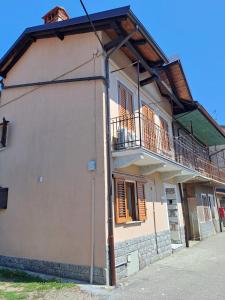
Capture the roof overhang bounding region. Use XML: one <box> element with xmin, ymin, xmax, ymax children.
<box><xmin>0</xmin><ymin>6</ymin><xmax>168</xmax><ymax>78</ymax></box>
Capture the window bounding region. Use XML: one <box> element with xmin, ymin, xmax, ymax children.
<box><xmin>0</xmin><ymin>187</ymin><xmax>8</xmax><ymax>209</ymax></box>
<box><xmin>114</xmin><ymin>177</ymin><xmax>147</xmax><ymax>224</ymax></box>
<box><xmin>0</xmin><ymin>118</ymin><xmax>9</xmax><ymax>149</ymax></box>
<box><xmin>118</xmin><ymin>82</ymin><xmax>134</xmax><ymax>130</ymax></box>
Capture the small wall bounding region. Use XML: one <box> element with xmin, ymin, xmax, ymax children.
<box><xmin>0</xmin><ymin>255</ymin><xmax>107</xmax><ymax>284</ymax></box>
<box><xmin>115</xmin><ymin>230</ymin><xmax>172</xmax><ymax>281</ymax></box>
<box><xmin>199</xmin><ymin>221</ymin><xmax>215</xmax><ymax>239</ymax></box>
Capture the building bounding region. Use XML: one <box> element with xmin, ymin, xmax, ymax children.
<box><xmin>211</xmin><ymin>126</ymin><xmax>225</xmax><ymax>227</ymax></box>
<box><xmin>0</xmin><ymin>6</ymin><xmax>224</xmax><ymax>285</ymax></box>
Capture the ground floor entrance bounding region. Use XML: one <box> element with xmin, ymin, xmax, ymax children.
<box><xmin>183</xmin><ymin>183</ymin><xmax>219</xmax><ymax>241</ymax></box>
<box><xmin>165</xmin><ymin>184</ymin><xmax>184</xmax><ymax>251</ymax></box>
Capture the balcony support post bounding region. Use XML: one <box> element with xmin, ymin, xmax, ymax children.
<box><xmin>137</xmin><ymin>60</ymin><xmax>142</xmax><ymax>148</ymax></box>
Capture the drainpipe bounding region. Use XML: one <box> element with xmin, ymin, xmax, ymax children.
<box><xmin>153</xmin><ymin>179</ymin><xmax>159</xmax><ymax>254</ymax></box>
<box><xmin>178</xmin><ymin>183</ymin><xmax>190</xmax><ymax>247</ymax></box>
<box><xmin>104</xmin><ymin>28</ymin><xmax>138</xmax><ymax>286</ymax></box>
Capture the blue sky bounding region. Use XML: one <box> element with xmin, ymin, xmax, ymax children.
<box><xmin>1</xmin><ymin>1</ymin><xmax>225</xmax><ymax>124</ymax></box>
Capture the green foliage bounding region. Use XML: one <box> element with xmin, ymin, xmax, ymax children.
<box><xmin>0</xmin><ymin>268</ymin><xmax>75</xmax><ymax>300</ymax></box>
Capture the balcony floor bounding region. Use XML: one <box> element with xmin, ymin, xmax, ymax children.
<box><xmin>112</xmin><ymin>148</ymin><xmax>225</xmax><ymax>186</ymax></box>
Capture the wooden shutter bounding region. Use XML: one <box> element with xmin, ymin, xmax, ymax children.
<box><xmin>137</xmin><ymin>182</ymin><xmax>147</xmax><ymax>221</ymax></box>
<box><xmin>1</xmin><ymin>118</ymin><xmax>8</xmax><ymax>148</ymax></box>
<box><xmin>115</xmin><ymin>178</ymin><xmax>127</xmax><ymax>224</ymax></box>
<box><xmin>142</xmin><ymin>104</ymin><xmax>156</xmax><ymax>150</ymax></box>
<box><xmin>127</xmin><ymin>91</ymin><xmax>134</xmax><ymax>130</ymax></box>
<box><xmin>159</xmin><ymin>116</ymin><xmax>170</xmax><ymax>152</ymax></box>
<box><xmin>119</xmin><ymin>84</ymin><xmax>134</xmax><ymax>130</ymax></box>
<box><xmin>119</xmin><ymin>84</ymin><xmax>127</xmax><ymax>117</ymax></box>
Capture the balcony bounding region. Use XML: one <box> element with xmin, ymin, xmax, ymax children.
<box><xmin>174</xmin><ymin>136</ymin><xmax>225</xmax><ymax>182</ymax></box>
<box><xmin>111</xmin><ymin>112</ymin><xmax>225</xmax><ymax>184</ymax></box>
<box><xmin>111</xmin><ymin>112</ymin><xmax>174</xmax><ymax>158</ymax></box>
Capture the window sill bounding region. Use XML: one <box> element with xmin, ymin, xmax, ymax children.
<box><xmin>124</xmin><ymin>220</ymin><xmax>143</xmax><ymax>226</ymax></box>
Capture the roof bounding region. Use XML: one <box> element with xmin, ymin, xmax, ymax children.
<box><xmin>0</xmin><ymin>6</ymin><xmax>169</xmax><ymax>78</ymax></box>
<box><xmin>175</xmin><ymin>102</ymin><xmax>225</xmax><ymax>146</ymax></box>
<box><xmin>164</xmin><ymin>60</ymin><xmax>193</xmax><ymax>101</ymax></box>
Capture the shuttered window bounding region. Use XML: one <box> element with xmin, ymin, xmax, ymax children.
<box><xmin>114</xmin><ymin>177</ymin><xmax>147</xmax><ymax>224</ymax></box>
<box><xmin>118</xmin><ymin>83</ymin><xmax>134</xmax><ymax>130</ymax></box>
<box><xmin>115</xmin><ymin>178</ymin><xmax>127</xmax><ymax>224</ymax></box>
<box><xmin>137</xmin><ymin>182</ymin><xmax>147</xmax><ymax>221</ymax></box>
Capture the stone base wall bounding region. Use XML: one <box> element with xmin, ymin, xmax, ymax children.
<box><xmin>0</xmin><ymin>255</ymin><xmax>107</xmax><ymax>284</ymax></box>
<box><xmin>115</xmin><ymin>230</ymin><xmax>172</xmax><ymax>281</ymax></box>
<box><xmin>199</xmin><ymin>221</ymin><xmax>216</xmax><ymax>239</ymax></box>
<box><xmin>180</xmin><ymin>226</ymin><xmax>186</xmax><ymax>245</ymax></box>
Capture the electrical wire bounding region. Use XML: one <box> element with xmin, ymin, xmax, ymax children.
<box><xmin>0</xmin><ymin>52</ymin><xmax>102</xmax><ymax>109</ymax></box>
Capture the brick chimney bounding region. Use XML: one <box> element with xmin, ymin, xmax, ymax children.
<box><xmin>42</xmin><ymin>6</ymin><xmax>69</xmax><ymax>24</ymax></box>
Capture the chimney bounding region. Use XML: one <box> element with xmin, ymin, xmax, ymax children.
<box><xmin>42</xmin><ymin>6</ymin><xmax>69</xmax><ymax>24</ymax></box>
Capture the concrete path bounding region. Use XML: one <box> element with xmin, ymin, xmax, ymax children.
<box><xmin>86</xmin><ymin>232</ymin><xmax>225</xmax><ymax>300</ymax></box>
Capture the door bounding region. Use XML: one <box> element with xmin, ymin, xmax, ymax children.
<box><xmin>188</xmin><ymin>197</ymin><xmax>200</xmax><ymax>240</ymax></box>
<box><xmin>165</xmin><ymin>186</ymin><xmax>182</xmax><ymax>244</ymax></box>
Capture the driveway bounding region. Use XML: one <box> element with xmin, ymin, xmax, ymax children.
<box><xmin>84</xmin><ymin>232</ymin><xmax>225</xmax><ymax>300</ymax></box>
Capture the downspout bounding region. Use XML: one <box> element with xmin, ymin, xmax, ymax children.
<box><xmin>153</xmin><ymin>179</ymin><xmax>159</xmax><ymax>254</ymax></box>
<box><xmin>178</xmin><ymin>183</ymin><xmax>190</xmax><ymax>247</ymax></box>
<box><xmin>104</xmin><ymin>28</ymin><xmax>138</xmax><ymax>286</ymax></box>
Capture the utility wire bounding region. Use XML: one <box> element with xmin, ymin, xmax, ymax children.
<box><xmin>0</xmin><ymin>53</ymin><xmax>102</xmax><ymax>109</ymax></box>
<box><xmin>79</xmin><ymin>0</ymin><xmax>105</xmax><ymax>52</ymax></box>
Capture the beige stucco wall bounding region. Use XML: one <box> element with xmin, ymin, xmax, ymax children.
<box><xmin>112</xmin><ymin>165</ymin><xmax>184</xmax><ymax>242</ymax></box>
<box><xmin>0</xmin><ymin>33</ymin><xmax>108</xmax><ymax>269</ymax></box>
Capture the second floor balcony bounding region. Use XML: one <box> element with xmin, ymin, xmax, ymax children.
<box><xmin>111</xmin><ymin>112</ymin><xmax>225</xmax><ymax>184</ymax></box>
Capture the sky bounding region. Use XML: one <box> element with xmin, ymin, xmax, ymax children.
<box><xmin>0</xmin><ymin>1</ymin><xmax>225</xmax><ymax>124</ymax></box>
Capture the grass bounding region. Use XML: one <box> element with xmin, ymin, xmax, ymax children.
<box><xmin>0</xmin><ymin>268</ymin><xmax>76</xmax><ymax>300</ymax></box>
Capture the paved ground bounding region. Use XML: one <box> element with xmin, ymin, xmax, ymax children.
<box><xmin>82</xmin><ymin>232</ymin><xmax>225</xmax><ymax>300</ymax></box>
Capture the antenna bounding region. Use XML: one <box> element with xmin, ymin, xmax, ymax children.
<box><xmin>79</xmin><ymin>0</ymin><xmax>105</xmax><ymax>51</ymax></box>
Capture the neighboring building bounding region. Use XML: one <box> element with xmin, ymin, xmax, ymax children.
<box><xmin>0</xmin><ymin>5</ymin><xmax>224</xmax><ymax>285</ymax></box>
<box><xmin>212</xmin><ymin>126</ymin><xmax>225</xmax><ymax>226</ymax></box>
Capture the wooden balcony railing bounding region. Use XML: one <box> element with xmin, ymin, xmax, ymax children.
<box><xmin>111</xmin><ymin>112</ymin><xmax>225</xmax><ymax>183</ymax></box>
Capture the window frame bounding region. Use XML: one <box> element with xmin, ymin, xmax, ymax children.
<box><xmin>114</xmin><ymin>176</ymin><xmax>147</xmax><ymax>224</ymax></box>
<box><xmin>125</xmin><ymin>180</ymin><xmax>138</xmax><ymax>222</ymax></box>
